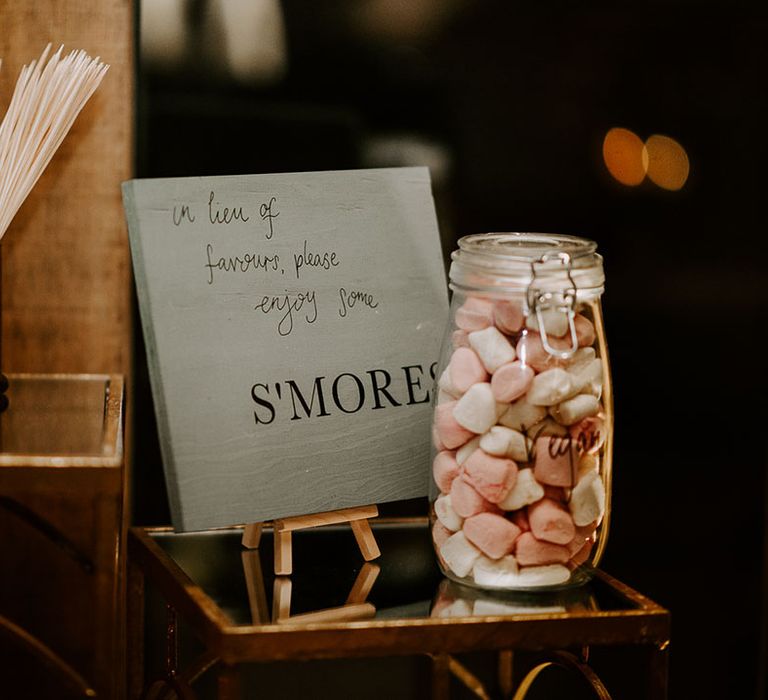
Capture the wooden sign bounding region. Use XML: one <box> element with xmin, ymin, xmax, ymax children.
<box><xmin>123</xmin><ymin>168</ymin><xmax>447</xmax><ymax>531</ymax></box>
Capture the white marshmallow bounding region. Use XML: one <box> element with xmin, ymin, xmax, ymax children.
<box><xmin>468</xmin><ymin>326</ymin><xmax>516</xmax><ymax>373</ymax></box>
<box><xmin>472</xmin><ymin>555</ymin><xmax>519</xmax><ymax>588</ymax></box>
<box><xmin>527</xmin><ymin>417</ymin><xmax>569</xmax><ymax>440</ymax></box>
<box><xmin>440</xmin><ymin>531</ymin><xmax>481</xmax><ymax>578</ymax></box>
<box><xmin>513</xmin><ymin>564</ymin><xmax>571</xmax><ymax>587</ymax></box>
<box><xmin>564</xmin><ymin>346</ymin><xmax>596</xmax><ymax>372</ymax></box>
<box><xmin>435</xmin><ymin>494</ymin><xmax>464</xmax><ymax>531</ymax></box>
<box><xmin>527</xmin><ymin>368</ymin><xmax>576</xmax><ymax>406</ymax></box>
<box><xmin>439</xmin><ymin>367</ymin><xmax>462</xmax><ymax>398</ymax></box>
<box><xmin>453</xmin><ymin>383</ymin><xmax>498</xmax><ymax>434</ymax></box>
<box><xmin>570</xmin><ymin>358</ymin><xmax>603</xmax><ymax>397</ymax></box>
<box><xmin>498</xmin><ymin>468</ymin><xmax>545</xmax><ymax>511</ymax></box>
<box><xmin>480</xmin><ymin>426</ymin><xmax>532</xmax><ymax>462</ymax></box>
<box><xmin>550</xmin><ymin>394</ymin><xmax>600</xmax><ymax>426</ymax></box>
<box><xmin>569</xmin><ymin>470</ymin><xmax>606</xmax><ymax>526</ymax></box>
<box><xmin>526</xmin><ymin>309</ymin><xmax>570</xmax><ymax>338</ymax></box>
<box><xmin>498</xmin><ymin>399</ymin><xmax>547</xmax><ymax>432</ymax></box>
<box><xmin>456</xmin><ymin>436</ymin><xmax>482</xmax><ymax>466</ymax></box>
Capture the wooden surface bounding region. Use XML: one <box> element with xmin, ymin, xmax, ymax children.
<box><xmin>350</xmin><ymin>518</ymin><xmax>381</xmax><ymax>560</ymax></box>
<box><xmin>123</xmin><ymin>168</ymin><xmax>446</xmax><ymax>531</ymax></box>
<box><xmin>0</xmin><ymin>0</ymin><xmax>134</xmax><ymax>376</ymax></box>
<box><xmin>274</xmin><ymin>505</ymin><xmax>379</xmax><ymax>532</ymax></box>
<box><xmin>241</xmin><ymin>523</ymin><xmax>262</xmax><ymax>549</ymax></box>
<box><xmin>240</xmin><ymin>550</ymin><xmax>269</xmax><ymax>625</ymax></box>
<box><xmin>0</xmin><ymin>375</ymin><xmax>125</xmax><ymax>699</ymax></box>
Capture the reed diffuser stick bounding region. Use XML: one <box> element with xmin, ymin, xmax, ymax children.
<box><xmin>0</xmin><ymin>44</ymin><xmax>109</xmax><ymax>240</ymax></box>
<box><xmin>0</xmin><ymin>45</ymin><xmax>108</xmax><ymax>412</ymax></box>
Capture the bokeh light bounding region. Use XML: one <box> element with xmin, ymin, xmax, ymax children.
<box><xmin>643</xmin><ymin>134</ymin><xmax>690</xmax><ymax>191</ymax></box>
<box><xmin>602</xmin><ymin>127</ymin><xmax>646</xmax><ymax>186</ymax></box>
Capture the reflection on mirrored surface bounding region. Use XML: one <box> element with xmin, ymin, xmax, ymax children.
<box><xmin>0</xmin><ymin>374</ymin><xmax>120</xmax><ymax>459</ymax></box>
<box><xmin>270</xmin><ymin>563</ymin><xmax>378</xmax><ymax>626</ymax></box>
<box><xmin>152</xmin><ymin>520</ymin><xmax>640</xmax><ymax>628</ymax></box>
<box><xmin>431</xmin><ymin>579</ymin><xmax>598</xmax><ymax>618</ymax></box>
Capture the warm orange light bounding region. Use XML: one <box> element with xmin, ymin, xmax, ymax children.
<box><xmin>602</xmin><ymin>127</ymin><xmax>646</xmax><ymax>186</ymax></box>
<box><xmin>643</xmin><ymin>134</ymin><xmax>690</xmax><ymax>191</ymax></box>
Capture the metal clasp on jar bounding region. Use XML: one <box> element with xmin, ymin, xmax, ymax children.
<box><xmin>525</xmin><ymin>252</ymin><xmax>579</xmax><ymax>359</ymax></box>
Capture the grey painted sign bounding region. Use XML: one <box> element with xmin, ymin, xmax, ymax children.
<box><xmin>123</xmin><ymin>168</ymin><xmax>448</xmax><ymax>531</ymax></box>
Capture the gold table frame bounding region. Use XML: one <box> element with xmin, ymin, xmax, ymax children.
<box><xmin>0</xmin><ymin>373</ymin><xmax>125</xmax><ymax>698</ymax></box>
<box><xmin>127</xmin><ymin>521</ymin><xmax>670</xmax><ymax>700</ymax></box>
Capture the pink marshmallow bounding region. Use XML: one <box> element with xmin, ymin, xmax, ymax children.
<box><xmin>528</xmin><ymin>498</ymin><xmax>576</xmax><ymax>545</ymax></box>
<box><xmin>574</xmin><ymin>314</ymin><xmax>596</xmax><ymax>347</ymax></box>
<box><xmin>542</xmin><ymin>485</ymin><xmax>568</xmax><ymax>502</ymax></box>
<box><xmin>511</xmin><ymin>509</ymin><xmax>530</xmax><ymax>532</ymax></box>
<box><xmin>490</xmin><ymin>361</ymin><xmax>534</xmax><ymax>402</ymax></box>
<box><xmin>452</xmin><ymin>329</ymin><xmax>470</xmax><ymax>349</ymax></box>
<box><xmin>463</xmin><ymin>450</ymin><xmax>518</xmax><ymax>504</ymax></box>
<box><xmin>515</xmin><ymin>532</ymin><xmax>570</xmax><ymax>566</ymax></box>
<box><xmin>567</xmin><ymin>521</ymin><xmax>598</xmax><ymax>556</ymax></box>
<box><xmin>433</xmin><ymin>451</ymin><xmax>461</xmax><ymax>494</ymax></box>
<box><xmin>568</xmin><ymin>539</ymin><xmax>594</xmax><ymax>569</ymax></box>
<box><xmin>455</xmin><ymin>297</ymin><xmax>494</xmax><ymax>332</ymax></box>
<box><xmin>449</xmin><ymin>347</ymin><xmax>489</xmax><ymax>393</ymax></box>
<box><xmin>432</xmin><ymin>521</ymin><xmax>452</xmax><ymax>550</ymax></box>
<box><xmin>569</xmin><ymin>415</ymin><xmax>606</xmax><ymax>455</ymax></box>
<box><xmin>432</xmin><ymin>425</ymin><xmax>446</xmax><ymax>452</ymax></box>
<box><xmin>463</xmin><ymin>512</ymin><xmax>521</xmax><ymax>560</ymax></box>
<box><xmin>434</xmin><ymin>402</ymin><xmax>475</xmax><ymax>450</ymax></box>
<box><xmin>533</xmin><ymin>436</ymin><xmax>578</xmax><ymax>487</ymax></box>
<box><xmin>516</xmin><ymin>331</ymin><xmax>573</xmax><ymax>372</ymax></box>
<box><xmin>493</xmin><ymin>299</ymin><xmax>525</xmax><ymax>334</ymax></box>
<box><xmin>450</xmin><ymin>476</ymin><xmax>495</xmax><ymax>518</ymax></box>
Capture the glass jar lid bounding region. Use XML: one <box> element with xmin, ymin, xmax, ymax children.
<box><xmin>449</xmin><ymin>232</ymin><xmax>604</xmax><ymax>296</ymax></box>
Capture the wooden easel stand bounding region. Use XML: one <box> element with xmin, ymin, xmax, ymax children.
<box><xmin>241</xmin><ymin>504</ymin><xmax>381</xmax><ymax>576</ymax></box>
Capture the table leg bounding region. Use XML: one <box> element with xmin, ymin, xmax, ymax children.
<box><xmin>127</xmin><ymin>554</ymin><xmax>145</xmax><ymax>700</ymax></box>
<box><xmin>217</xmin><ymin>663</ymin><xmax>242</xmax><ymax>700</ymax></box>
<box><xmin>498</xmin><ymin>650</ymin><xmax>514</xmax><ymax>699</ymax></box>
<box><xmin>431</xmin><ymin>653</ymin><xmax>451</xmax><ymax>700</ymax></box>
<box><xmin>166</xmin><ymin>604</ymin><xmax>179</xmax><ymax>677</ymax></box>
<box><xmin>648</xmin><ymin>642</ymin><xmax>669</xmax><ymax>700</ymax></box>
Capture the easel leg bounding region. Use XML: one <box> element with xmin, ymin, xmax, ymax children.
<box><xmin>242</xmin><ymin>523</ymin><xmax>263</xmax><ymax>549</ymax></box>
<box><xmin>346</xmin><ymin>562</ymin><xmax>380</xmax><ymax>604</ymax></box>
<box><xmin>350</xmin><ymin>518</ymin><xmax>381</xmax><ymax>560</ymax></box>
<box><xmin>272</xmin><ymin>577</ymin><xmax>292</xmax><ymax>622</ymax></box>
<box><xmin>241</xmin><ymin>550</ymin><xmax>269</xmax><ymax>624</ymax></box>
<box><xmin>274</xmin><ymin>529</ymin><xmax>292</xmax><ymax>575</ymax></box>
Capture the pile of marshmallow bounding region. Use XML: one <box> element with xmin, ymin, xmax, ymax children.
<box><xmin>431</xmin><ymin>295</ymin><xmax>607</xmax><ymax>589</ymax></box>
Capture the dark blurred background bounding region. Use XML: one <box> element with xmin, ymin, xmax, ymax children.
<box><xmin>134</xmin><ymin>1</ymin><xmax>768</xmax><ymax>698</ymax></box>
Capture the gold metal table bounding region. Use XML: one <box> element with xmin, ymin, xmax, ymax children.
<box><xmin>0</xmin><ymin>373</ymin><xmax>125</xmax><ymax>699</ymax></box>
<box><xmin>128</xmin><ymin>519</ymin><xmax>669</xmax><ymax>699</ymax></box>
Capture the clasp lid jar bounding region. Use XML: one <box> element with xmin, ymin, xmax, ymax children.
<box><xmin>431</xmin><ymin>232</ymin><xmax>612</xmax><ymax>591</ymax></box>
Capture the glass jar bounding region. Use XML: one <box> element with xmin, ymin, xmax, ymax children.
<box><xmin>430</xmin><ymin>233</ymin><xmax>612</xmax><ymax>590</ymax></box>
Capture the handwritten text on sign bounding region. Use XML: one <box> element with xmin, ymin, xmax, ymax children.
<box><xmin>124</xmin><ymin>168</ymin><xmax>447</xmax><ymax>531</ymax></box>
<box><xmin>172</xmin><ymin>191</ymin><xmax>378</xmax><ymax>336</ymax></box>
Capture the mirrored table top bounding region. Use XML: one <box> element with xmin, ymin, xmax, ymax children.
<box><xmin>0</xmin><ymin>373</ymin><xmax>123</xmax><ymax>465</ymax></box>
<box><xmin>142</xmin><ymin>519</ymin><xmax>666</xmax><ymax>644</ymax></box>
